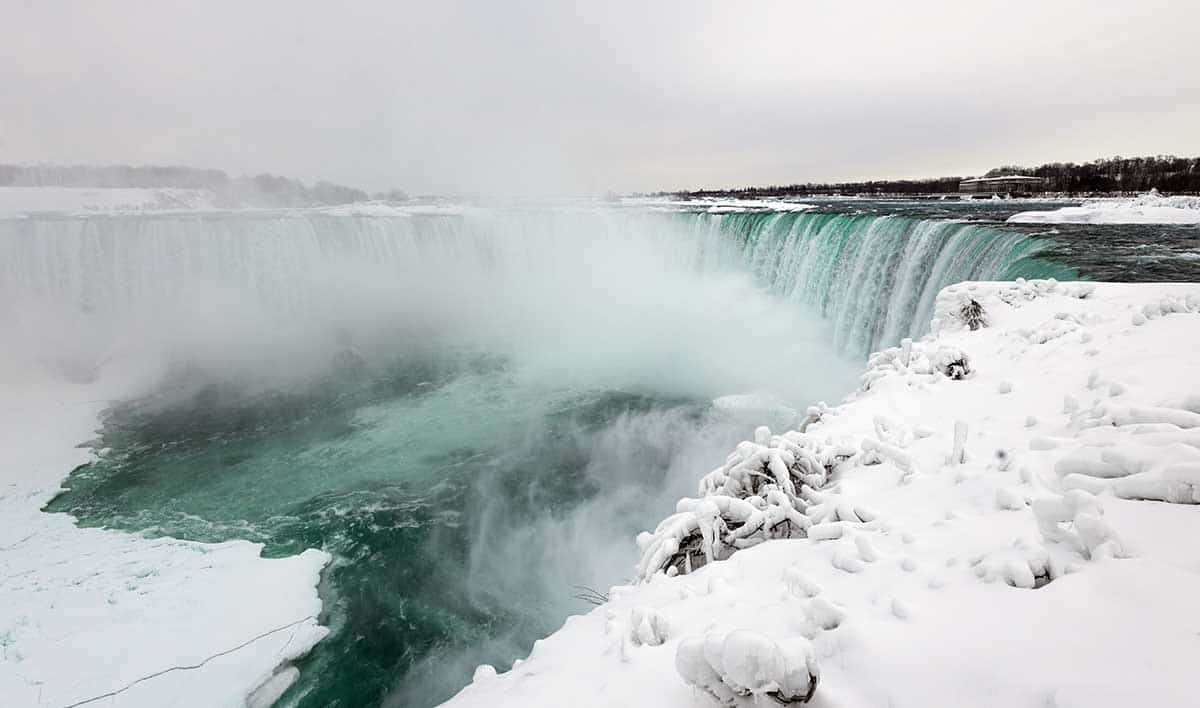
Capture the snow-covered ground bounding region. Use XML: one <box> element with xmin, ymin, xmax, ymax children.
<box><xmin>315</xmin><ymin>200</ymin><xmax>473</xmax><ymax>217</ymax></box>
<box><xmin>1009</xmin><ymin>191</ymin><xmax>1200</xmax><ymax>224</ymax></box>
<box><xmin>623</xmin><ymin>197</ymin><xmax>818</xmax><ymax>213</ymax></box>
<box><xmin>446</xmin><ymin>280</ymin><xmax>1200</xmax><ymax>708</ymax></box>
<box><xmin>0</xmin><ymin>187</ymin><xmax>216</xmax><ymax>215</ymax></box>
<box><xmin>0</xmin><ymin>363</ymin><xmax>328</xmax><ymax>706</ymax></box>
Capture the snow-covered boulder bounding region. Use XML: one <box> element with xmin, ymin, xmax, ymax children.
<box><xmin>675</xmin><ymin>630</ymin><xmax>819</xmax><ymax>705</ymax></box>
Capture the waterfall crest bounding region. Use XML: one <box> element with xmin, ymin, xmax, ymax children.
<box><xmin>0</xmin><ymin>207</ymin><xmax>1069</xmax><ymax>362</ymax></box>
<box><xmin>681</xmin><ymin>210</ymin><xmax>1071</xmax><ymax>353</ymax></box>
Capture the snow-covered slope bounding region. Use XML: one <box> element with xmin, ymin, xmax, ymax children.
<box><xmin>0</xmin><ymin>368</ymin><xmax>328</xmax><ymax>706</ymax></box>
<box><xmin>1009</xmin><ymin>191</ymin><xmax>1200</xmax><ymax>224</ymax></box>
<box><xmin>445</xmin><ymin>280</ymin><xmax>1200</xmax><ymax>708</ymax></box>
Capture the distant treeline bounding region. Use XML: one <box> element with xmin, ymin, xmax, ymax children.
<box><xmin>667</xmin><ymin>177</ymin><xmax>963</xmax><ymax>199</ymax></box>
<box><xmin>983</xmin><ymin>156</ymin><xmax>1200</xmax><ymax>194</ymax></box>
<box><xmin>0</xmin><ymin>163</ymin><xmax>407</xmax><ymax>207</ymax></box>
<box><xmin>668</xmin><ymin>155</ymin><xmax>1200</xmax><ymax>198</ymax></box>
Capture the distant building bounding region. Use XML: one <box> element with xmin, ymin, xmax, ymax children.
<box><xmin>958</xmin><ymin>175</ymin><xmax>1046</xmax><ymax>196</ymax></box>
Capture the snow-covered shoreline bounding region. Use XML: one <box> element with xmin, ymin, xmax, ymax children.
<box><xmin>0</xmin><ymin>368</ymin><xmax>330</xmax><ymax>706</ymax></box>
<box><xmin>1009</xmin><ymin>192</ymin><xmax>1200</xmax><ymax>224</ymax></box>
<box><xmin>445</xmin><ymin>280</ymin><xmax>1200</xmax><ymax>708</ymax></box>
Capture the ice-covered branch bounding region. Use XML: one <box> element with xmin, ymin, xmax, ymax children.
<box><xmin>636</xmin><ymin>428</ymin><xmax>854</xmax><ymax>581</ymax></box>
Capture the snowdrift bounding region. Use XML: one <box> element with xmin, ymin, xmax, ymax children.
<box><xmin>446</xmin><ymin>279</ymin><xmax>1200</xmax><ymax>708</ymax></box>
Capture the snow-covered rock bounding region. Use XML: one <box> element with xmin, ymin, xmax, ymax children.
<box><xmin>675</xmin><ymin>630</ymin><xmax>819</xmax><ymax>705</ymax></box>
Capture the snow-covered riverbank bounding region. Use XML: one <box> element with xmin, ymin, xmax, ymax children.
<box><xmin>1009</xmin><ymin>191</ymin><xmax>1200</xmax><ymax>224</ymax></box>
<box><xmin>0</xmin><ymin>366</ymin><xmax>329</xmax><ymax>707</ymax></box>
<box><xmin>445</xmin><ymin>280</ymin><xmax>1200</xmax><ymax>708</ymax></box>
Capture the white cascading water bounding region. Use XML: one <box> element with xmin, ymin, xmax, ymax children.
<box><xmin>0</xmin><ymin>206</ymin><xmax>1056</xmax><ymax>375</ymax></box>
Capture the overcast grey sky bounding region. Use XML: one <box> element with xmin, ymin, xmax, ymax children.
<box><xmin>3</xmin><ymin>0</ymin><xmax>1198</xmax><ymax>194</ymax></box>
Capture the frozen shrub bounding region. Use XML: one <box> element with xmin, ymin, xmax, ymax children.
<box><xmin>637</xmin><ymin>491</ymin><xmax>811</xmax><ymax>579</ymax></box>
<box><xmin>959</xmin><ymin>297</ymin><xmax>988</xmax><ymax>330</ymax></box>
<box><xmin>637</xmin><ymin>428</ymin><xmax>854</xmax><ymax>580</ymax></box>
<box><xmin>933</xmin><ymin>347</ymin><xmax>971</xmax><ymax>380</ymax></box>
<box><xmin>676</xmin><ymin>631</ymin><xmax>819</xmax><ymax>705</ymax></box>
<box><xmin>628</xmin><ymin>606</ymin><xmax>669</xmax><ymax>646</ymax></box>
<box><xmin>1033</xmin><ymin>490</ymin><xmax>1127</xmax><ymax>560</ymax></box>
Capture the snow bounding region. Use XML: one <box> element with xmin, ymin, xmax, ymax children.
<box><xmin>623</xmin><ymin>197</ymin><xmax>817</xmax><ymax>213</ymax></box>
<box><xmin>1008</xmin><ymin>191</ymin><xmax>1200</xmax><ymax>224</ymax></box>
<box><xmin>675</xmin><ymin>630</ymin><xmax>819</xmax><ymax>704</ymax></box>
<box><xmin>315</xmin><ymin>201</ymin><xmax>471</xmax><ymax>217</ymax></box>
<box><xmin>0</xmin><ymin>187</ymin><xmax>216</xmax><ymax>215</ymax></box>
<box><xmin>0</xmin><ymin>365</ymin><xmax>329</xmax><ymax>706</ymax></box>
<box><xmin>444</xmin><ymin>279</ymin><xmax>1200</xmax><ymax>708</ymax></box>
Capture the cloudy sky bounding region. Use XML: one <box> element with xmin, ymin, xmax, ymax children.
<box><xmin>3</xmin><ymin>0</ymin><xmax>1198</xmax><ymax>194</ymax></box>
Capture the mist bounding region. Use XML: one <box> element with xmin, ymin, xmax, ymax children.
<box><xmin>0</xmin><ymin>208</ymin><xmax>857</xmax><ymax>407</ymax></box>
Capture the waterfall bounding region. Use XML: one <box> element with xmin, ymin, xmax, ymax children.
<box><xmin>680</xmin><ymin>210</ymin><xmax>1071</xmax><ymax>354</ymax></box>
<box><xmin>17</xmin><ymin>204</ymin><xmax>1073</xmax><ymax>708</ymax></box>
<box><xmin>0</xmin><ymin>207</ymin><xmax>1069</xmax><ymax>362</ymax></box>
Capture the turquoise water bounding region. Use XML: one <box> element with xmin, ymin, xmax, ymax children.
<box><xmin>54</xmin><ymin>350</ymin><xmax>755</xmax><ymax>706</ymax></box>
<box><xmin>24</xmin><ymin>206</ymin><xmax>1069</xmax><ymax>706</ymax></box>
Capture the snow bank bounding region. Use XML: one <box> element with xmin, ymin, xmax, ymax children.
<box><xmin>1008</xmin><ymin>190</ymin><xmax>1200</xmax><ymax>224</ymax></box>
<box><xmin>0</xmin><ymin>367</ymin><xmax>329</xmax><ymax>706</ymax></box>
<box><xmin>315</xmin><ymin>201</ymin><xmax>472</xmax><ymax>217</ymax></box>
<box><xmin>0</xmin><ymin>186</ymin><xmax>216</xmax><ymax>215</ymax></box>
<box><xmin>444</xmin><ymin>279</ymin><xmax>1200</xmax><ymax>708</ymax></box>
<box><xmin>624</xmin><ymin>197</ymin><xmax>817</xmax><ymax>213</ymax></box>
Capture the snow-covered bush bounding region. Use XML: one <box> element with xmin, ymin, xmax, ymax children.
<box><xmin>636</xmin><ymin>428</ymin><xmax>853</xmax><ymax>580</ymax></box>
<box><xmin>993</xmin><ymin>278</ymin><xmax>1060</xmax><ymax>307</ymax></box>
<box><xmin>959</xmin><ymin>297</ymin><xmax>988</xmax><ymax>330</ymax></box>
<box><xmin>932</xmin><ymin>347</ymin><xmax>971</xmax><ymax>380</ymax></box>
<box><xmin>636</xmin><ymin>486</ymin><xmax>810</xmax><ymax>579</ymax></box>
<box><xmin>1053</xmin><ymin>407</ymin><xmax>1200</xmax><ymax>505</ymax></box>
<box><xmin>676</xmin><ymin>630</ymin><xmax>819</xmax><ymax>705</ymax></box>
<box><xmin>857</xmin><ymin>336</ymin><xmax>974</xmax><ymax>391</ymax></box>
<box><xmin>1032</xmin><ymin>490</ymin><xmax>1126</xmax><ymax>560</ymax></box>
<box><xmin>628</xmin><ymin>606</ymin><xmax>669</xmax><ymax>646</ymax></box>
<box><xmin>969</xmin><ymin>544</ymin><xmax>1052</xmax><ymax>589</ymax></box>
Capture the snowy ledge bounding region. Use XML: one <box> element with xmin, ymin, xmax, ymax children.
<box><xmin>0</xmin><ymin>376</ymin><xmax>330</xmax><ymax>707</ymax></box>
<box><xmin>445</xmin><ymin>279</ymin><xmax>1200</xmax><ymax>708</ymax></box>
